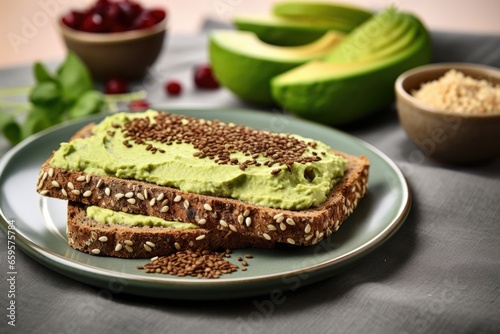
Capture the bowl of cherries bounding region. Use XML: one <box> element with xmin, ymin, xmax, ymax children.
<box><xmin>59</xmin><ymin>0</ymin><xmax>167</xmax><ymax>81</ymax></box>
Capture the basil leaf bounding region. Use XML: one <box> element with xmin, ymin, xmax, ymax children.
<box><xmin>21</xmin><ymin>109</ymin><xmax>53</xmax><ymax>139</ymax></box>
<box><xmin>33</xmin><ymin>62</ymin><xmax>54</xmax><ymax>83</ymax></box>
<box><xmin>57</xmin><ymin>52</ymin><xmax>93</xmax><ymax>103</ymax></box>
<box><xmin>0</xmin><ymin>112</ymin><xmax>21</xmax><ymax>145</ymax></box>
<box><xmin>35</xmin><ymin>103</ymin><xmax>65</xmax><ymax>125</ymax></box>
<box><xmin>29</xmin><ymin>81</ymin><xmax>60</xmax><ymax>106</ymax></box>
<box><xmin>68</xmin><ymin>91</ymin><xmax>104</xmax><ymax>119</ymax></box>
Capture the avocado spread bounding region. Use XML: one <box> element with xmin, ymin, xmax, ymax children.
<box><xmin>50</xmin><ymin>110</ymin><xmax>347</xmax><ymax>210</ymax></box>
<box><xmin>86</xmin><ymin>206</ymin><xmax>198</xmax><ymax>229</ymax></box>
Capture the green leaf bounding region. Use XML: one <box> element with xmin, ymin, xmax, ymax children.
<box><xmin>68</xmin><ymin>91</ymin><xmax>104</xmax><ymax>119</ymax></box>
<box><xmin>21</xmin><ymin>109</ymin><xmax>53</xmax><ymax>139</ymax></box>
<box><xmin>32</xmin><ymin>103</ymin><xmax>65</xmax><ymax>125</ymax></box>
<box><xmin>33</xmin><ymin>62</ymin><xmax>54</xmax><ymax>83</ymax></box>
<box><xmin>0</xmin><ymin>112</ymin><xmax>22</xmax><ymax>145</ymax></box>
<box><xmin>57</xmin><ymin>52</ymin><xmax>93</xmax><ymax>103</ymax></box>
<box><xmin>28</xmin><ymin>81</ymin><xmax>60</xmax><ymax>106</ymax></box>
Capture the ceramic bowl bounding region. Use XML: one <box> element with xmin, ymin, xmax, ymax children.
<box><xmin>58</xmin><ymin>17</ymin><xmax>166</xmax><ymax>81</ymax></box>
<box><xmin>395</xmin><ymin>63</ymin><xmax>500</xmax><ymax>165</ymax></box>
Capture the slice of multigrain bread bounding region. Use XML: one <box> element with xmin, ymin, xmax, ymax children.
<box><xmin>67</xmin><ymin>202</ymin><xmax>275</xmax><ymax>258</ymax></box>
<box><xmin>38</xmin><ymin>153</ymin><xmax>369</xmax><ymax>247</ymax></box>
<box><xmin>36</xmin><ymin>113</ymin><xmax>370</xmax><ymax>248</ymax></box>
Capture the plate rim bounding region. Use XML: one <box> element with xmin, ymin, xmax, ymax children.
<box><xmin>0</xmin><ymin>108</ymin><xmax>411</xmax><ymax>299</ymax></box>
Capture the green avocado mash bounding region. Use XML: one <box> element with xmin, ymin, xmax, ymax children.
<box><xmin>50</xmin><ymin>110</ymin><xmax>347</xmax><ymax>210</ymax></box>
<box><xmin>86</xmin><ymin>206</ymin><xmax>198</xmax><ymax>228</ymax></box>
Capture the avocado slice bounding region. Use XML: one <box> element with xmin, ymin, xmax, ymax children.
<box><xmin>209</xmin><ymin>29</ymin><xmax>344</xmax><ymax>105</ymax></box>
<box><xmin>325</xmin><ymin>7</ymin><xmax>409</xmax><ymax>62</ymax></box>
<box><xmin>271</xmin><ymin>11</ymin><xmax>432</xmax><ymax>125</ymax></box>
<box><xmin>233</xmin><ymin>15</ymin><xmax>350</xmax><ymax>46</ymax></box>
<box><xmin>273</xmin><ymin>2</ymin><xmax>372</xmax><ymax>25</ymax></box>
<box><xmin>233</xmin><ymin>2</ymin><xmax>372</xmax><ymax>46</ymax></box>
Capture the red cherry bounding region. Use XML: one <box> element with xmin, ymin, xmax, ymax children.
<box><xmin>194</xmin><ymin>64</ymin><xmax>219</xmax><ymax>89</ymax></box>
<box><xmin>109</xmin><ymin>23</ymin><xmax>127</xmax><ymax>33</ymax></box>
<box><xmin>81</xmin><ymin>13</ymin><xmax>105</xmax><ymax>33</ymax></box>
<box><xmin>128</xmin><ymin>99</ymin><xmax>150</xmax><ymax>111</ymax></box>
<box><xmin>128</xmin><ymin>0</ymin><xmax>144</xmax><ymax>19</ymax></box>
<box><xmin>117</xmin><ymin>0</ymin><xmax>143</xmax><ymax>29</ymax></box>
<box><xmin>165</xmin><ymin>81</ymin><xmax>182</xmax><ymax>96</ymax></box>
<box><xmin>117</xmin><ymin>2</ymin><xmax>134</xmax><ymax>28</ymax></box>
<box><xmin>61</xmin><ymin>11</ymin><xmax>85</xmax><ymax>30</ymax></box>
<box><xmin>149</xmin><ymin>8</ymin><xmax>166</xmax><ymax>23</ymax></box>
<box><xmin>91</xmin><ymin>0</ymin><xmax>110</xmax><ymax>15</ymax></box>
<box><xmin>102</xmin><ymin>2</ymin><xmax>121</xmax><ymax>32</ymax></box>
<box><xmin>132</xmin><ymin>10</ymin><xmax>158</xmax><ymax>30</ymax></box>
<box><xmin>105</xmin><ymin>77</ymin><xmax>128</xmax><ymax>94</ymax></box>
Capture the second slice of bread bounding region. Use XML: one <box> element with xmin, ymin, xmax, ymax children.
<box><xmin>67</xmin><ymin>202</ymin><xmax>275</xmax><ymax>258</ymax></box>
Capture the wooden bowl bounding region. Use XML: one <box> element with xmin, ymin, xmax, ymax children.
<box><xmin>58</xmin><ymin>17</ymin><xmax>166</xmax><ymax>81</ymax></box>
<box><xmin>395</xmin><ymin>63</ymin><xmax>500</xmax><ymax>165</ymax></box>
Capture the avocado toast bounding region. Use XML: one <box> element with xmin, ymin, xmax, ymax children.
<box><xmin>36</xmin><ymin>110</ymin><xmax>369</xmax><ymax>258</ymax></box>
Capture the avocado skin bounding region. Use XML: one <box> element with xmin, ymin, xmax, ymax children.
<box><xmin>233</xmin><ymin>2</ymin><xmax>372</xmax><ymax>46</ymax></box>
<box><xmin>209</xmin><ymin>37</ymin><xmax>300</xmax><ymax>105</ymax></box>
<box><xmin>271</xmin><ymin>13</ymin><xmax>432</xmax><ymax>125</ymax></box>
<box><xmin>234</xmin><ymin>18</ymin><xmax>331</xmax><ymax>47</ymax></box>
<box><xmin>273</xmin><ymin>2</ymin><xmax>373</xmax><ymax>23</ymax></box>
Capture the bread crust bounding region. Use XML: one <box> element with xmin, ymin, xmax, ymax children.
<box><xmin>37</xmin><ymin>121</ymin><xmax>369</xmax><ymax>247</ymax></box>
<box><xmin>67</xmin><ymin>202</ymin><xmax>274</xmax><ymax>258</ymax></box>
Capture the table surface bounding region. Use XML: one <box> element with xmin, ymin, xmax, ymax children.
<box><xmin>0</xmin><ymin>27</ymin><xmax>499</xmax><ymax>334</ymax></box>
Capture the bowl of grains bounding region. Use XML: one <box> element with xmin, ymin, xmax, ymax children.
<box><xmin>395</xmin><ymin>63</ymin><xmax>500</xmax><ymax>164</ymax></box>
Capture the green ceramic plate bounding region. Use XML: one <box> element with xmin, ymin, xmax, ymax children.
<box><xmin>0</xmin><ymin>108</ymin><xmax>411</xmax><ymax>300</ymax></box>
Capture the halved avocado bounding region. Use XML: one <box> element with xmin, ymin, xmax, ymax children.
<box><xmin>271</xmin><ymin>12</ymin><xmax>432</xmax><ymax>125</ymax></box>
<box><xmin>209</xmin><ymin>29</ymin><xmax>344</xmax><ymax>105</ymax></box>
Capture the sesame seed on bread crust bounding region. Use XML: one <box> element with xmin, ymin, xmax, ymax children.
<box><xmin>36</xmin><ymin>116</ymin><xmax>370</xmax><ymax>249</ymax></box>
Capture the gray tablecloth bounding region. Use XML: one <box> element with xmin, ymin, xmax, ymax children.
<box><xmin>0</xmin><ymin>27</ymin><xmax>499</xmax><ymax>334</ymax></box>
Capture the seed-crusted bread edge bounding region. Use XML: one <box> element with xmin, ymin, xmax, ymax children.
<box><xmin>36</xmin><ymin>122</ymin><xmax>370</xmax><ymax>246</ymax></box>
<box><xmin>67</xmin><ymin>202</ymin><xmax>274</xmax><ymax>258</ymax></box>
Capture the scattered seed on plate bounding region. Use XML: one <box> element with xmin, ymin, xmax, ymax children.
<box><xmin>140</xmin><ymin>249</ymin><xmax>238</xmax><ymax>279</ymax></box>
